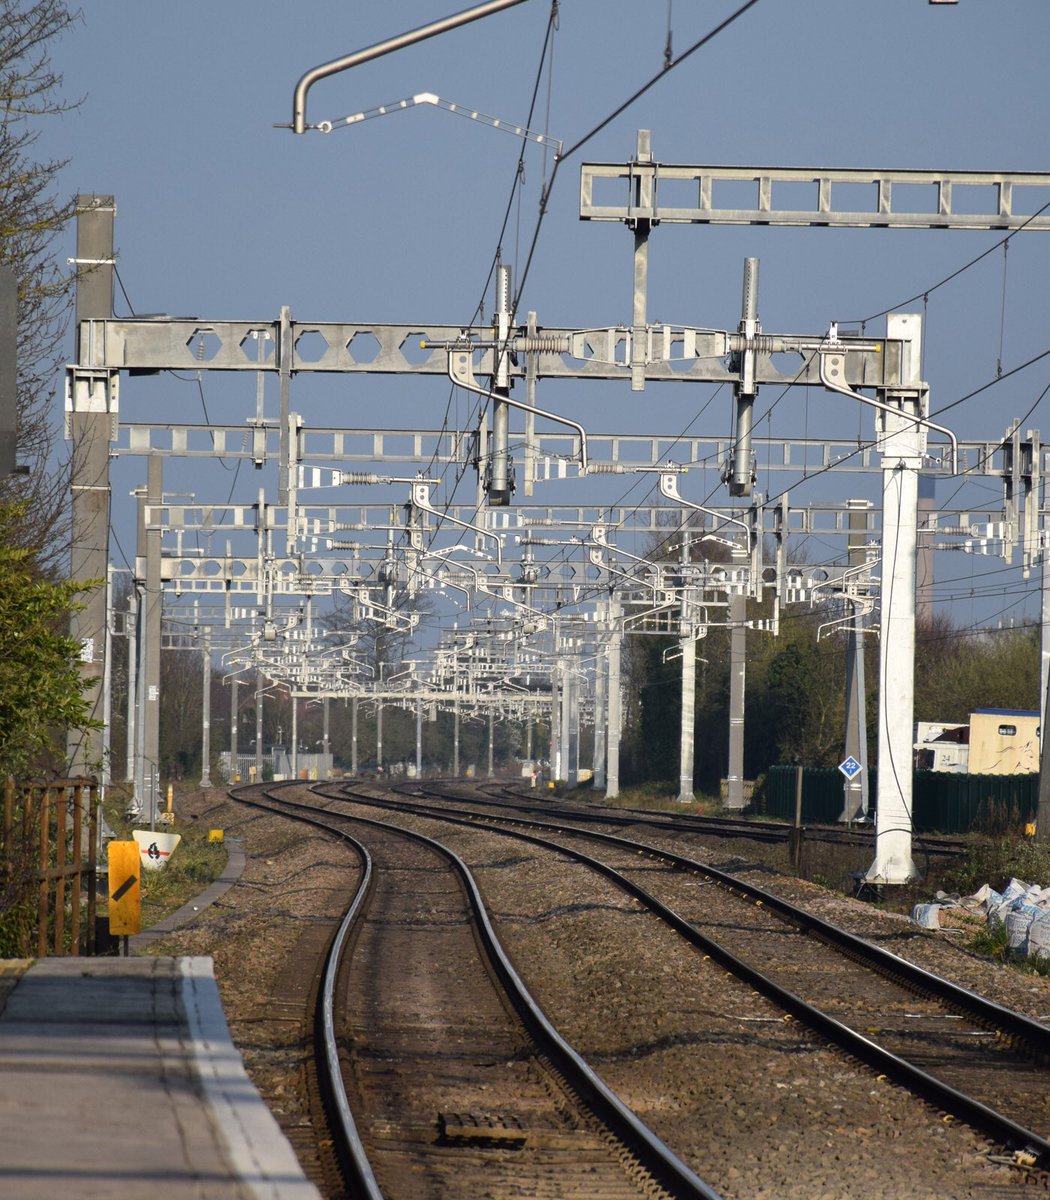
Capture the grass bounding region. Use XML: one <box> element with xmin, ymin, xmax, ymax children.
<box><xmin>595</xmin><ymin>781</ymin><xmax>722</xmax><ymax>815</ymax></box>
<box><xmin>103</xmin><ymin>783</ymin><xmax>229</xmax><ymax>932</ymax></box>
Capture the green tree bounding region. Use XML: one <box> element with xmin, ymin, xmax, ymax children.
<box><xmin>914</xmin><ymin>616</ymin><xmax>1038</xmax><ymax>723</ymax></box>
<box><xmin>0</xmin><ymin>503</ymin><xmax>97</xmax><ymax>776</ymax></box>
<box><xmin>0</xmin><ymin>0</ymin><xmax>80</xmax><ymax>565</ymax></box>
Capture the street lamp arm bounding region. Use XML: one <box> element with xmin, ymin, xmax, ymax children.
<box><xmin>290</xmin><ymin>0</ymin><xmax>530</xmax><ymax>133</ymax></box>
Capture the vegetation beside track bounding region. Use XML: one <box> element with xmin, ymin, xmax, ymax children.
<box><xmin>102</xmin><ymin>783</ymin><xmax>229</xmax><ymax>930</ymax></box>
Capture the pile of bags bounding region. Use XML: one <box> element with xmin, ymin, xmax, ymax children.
<box><xmin>912</xmin><ymin>878</ymin><xmax>1050</xmax><ymax>961</ymax></box>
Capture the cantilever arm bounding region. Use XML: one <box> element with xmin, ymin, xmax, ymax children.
<box><xmin>291</xmin><ymin>0</ymin><xmax>529</xmax><ymax>133</ymax></box>
<box><xmin>818</xmin><ymin>352</ymin><xmax>958</xmax><ymax>475</ymax></box>
<box><xmin>448</xmin><ymin>349</ymin><xmax>589</xmax><ymax>474</ymax></box>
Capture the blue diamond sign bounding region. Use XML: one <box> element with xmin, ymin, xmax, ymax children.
<box><xmin>838</xmin><ymin>755</ymin><xmax>863</xmax><ymax>781</ymax></box>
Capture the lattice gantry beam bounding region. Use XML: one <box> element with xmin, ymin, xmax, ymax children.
<box><xmin>581</xmin><ymin>162</ymin><xmax>1050</xmax><ymax>230</ymax></box>
<box><xmin>75</xmin><ymin>316</ymin><xmax>904</xmax><ymax>388</ymax></box>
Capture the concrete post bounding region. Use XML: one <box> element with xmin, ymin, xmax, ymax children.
<box><xmin>866</xmin><ymin>313</ymin><xmax>923</xmax><ymax>884</ymax></box>
<box><xmin>453</xmin><ymin>698</ymin><xmax>460</xmax><ymax>776</ymax></box>
<box><xmin>606</xmin><ymin>599</ymin><xmax>622</xmax><ymax>798</ymax></box>
<box><xmin>487</xmin><ymin>707</ymin><xmax>495</xmax><ymax>778</ymax></box>
<box><xmin>143</xmin><ymin>456</ymin><xmax>163</xmax><ymax>823</ymax></box>
<box><xmin>255</xmin><ymin>670</ymin><xmax>264</xmax><ymax>781</ymax></box>
<box><xmin>549</xmin><ymin>663</ymin><xmax>563</xmax><ymax>782</ymax></box>
<box><xmin>567</xmin><ymin>664</ymin><xmax>579</xmax><ymax>787</ymax></box>
<box><xmin>489</xmin><ymin>264</ymin><xmax>512</xmax><ymax>505</ymax></box>
<box><xmin>229</xmin><ymin>675</ymin><xmax>239</xmax><ymax>781</ymax></box>
<box><xmin>200</xmin><ymin>627</ymin><xmax>212</xmax><ymax>788</ymax></box>
<box><xmin>67</xmin><ymin>196</ymin><xmax>115</xmax><ymax>778</ymax></box>
<box><xmin>593</xmin><ymin>621</ymin><xmax>608</xmax><ymax>790</ymax></box>
<box><xmin>291</xmin><ymin>697</ymin><xmax>299</xmax><ymax>780</ymax></box>
<box><xmin>841</xmin><ymin>501</ymin><xmax>871</xmax><ymax>822</ymax></box>
<box><xmin>351</xmin><ymin>696</ymin><xmax>359</xmax><ymax>776</ymax></box>
<box><xmin>725</xmin><ymin>590</ymin><xmax>747</xmax><ymax>809</ymax></box>
<box><xmin>101</xmin><ymin>566</ymin><xmax>113</xmax><ymax>788</ymax></box>
<box><xmin>125</xmin><ymin>587</ymin><xmax>137</xmax><ymax>784</ymax></box>
<box><xmin>678</xmin><ymin>535</ymin><xmax>696</xmax><ymax>803</ymax></box>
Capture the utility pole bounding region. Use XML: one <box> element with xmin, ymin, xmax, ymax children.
<box><xmin>725</xmin><ymin>589</ymin><xmax>747</xmax><ymax>810</ymax></box>
<box><xmin>255</xmin><ymin>669</ymin><xmax>265</xmax><ymax>782</ymax></box>
<box><xmin>841</xmin><ymin>500</ymin><xmax>871</xmax><ymax>822</ymax></box>
<box><xmin>606</xmin><ymin>599</ymin><xmax>623</xmax><ymax>799</ymax></box>
<box><xmin>351</xmin><ymin>696</ymin><xmax>359</xmax><ymax>776</ymax></box>
<box><xmin>125</xmin><ymin>587</ymin><xmax>137</xmax><ymax>785</ymax></box>
<box><xmin>678</xmin><ymin>532</ymin><xmax>696</xmax><ymax>803</ymax></box>
<box><xmin>865</xmin><ymin>314</ymin><xmax>924</xmax><ymax>884</ymax></box>
<box><xmin>592</xmin><ymin>619</ymin><xmax>608</xmax><ymax>791</ymax></box>
<box><xmin>67</xmin><ymin>196</ymin><xmax>115</xmax><ymax>779</ymax></box>
<box><xmin>200</xmin><ymin>622</ymin><xmax>212</xmax><ymax>788</ymax></box>
<box><xmin>453</xmin><ymin>697</ymin><xmax>460</xmax><ymax>776</ymax></box>
<box><xmin>229</xmin><ymin>675</ymin><xmax>239</xmax><ymax>782</ymax></box>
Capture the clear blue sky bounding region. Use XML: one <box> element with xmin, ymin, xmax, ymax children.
<box><xmin>37</xmin><ymin>0</ymin><xmax>1050</xmax><ymax>630</ymax></box>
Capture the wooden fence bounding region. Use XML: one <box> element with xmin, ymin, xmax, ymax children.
<box><xmin>1</xmin><ymin>777</ymin><xmax>99</xmax><ymax>956</ymax></box>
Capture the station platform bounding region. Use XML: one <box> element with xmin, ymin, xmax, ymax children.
<box><xmin>0</xmin><ymin>956</ymin><xmax>321</xmax><ymax>1199</ymax></box>
<box><xmin>0</xmin><ymin>830</ymin><xmax>321</xmax><ymax>1199</ymax></box>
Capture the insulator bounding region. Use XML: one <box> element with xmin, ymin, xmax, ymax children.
<box><xmin>586</xmin><ymin>463</ymin><xmax>629</xmax><ymax>474</ymax></box>
<box><xmin>727</xmin><ymin>333</ymin><xmax>777</xmax><ymax>355</ymax></box>
<box><xmin>521</xmin><ymin>518</ymin><xmax>556</xmax><ymax>527</ymax></box>
<box><xmin>341</xmin><ymin>472</ymin><xmax>386</xmax><ymax>485</ymax></box>
<box><xmin>514</xmin><ymin>335</ymin><xmax>572</xmax><ymax>354</ymax></box>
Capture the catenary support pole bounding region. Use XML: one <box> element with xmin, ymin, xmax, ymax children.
<box><xmin>678</xmin><ymin>533</ymin><xmax>696</xmax><ymax>803</ymax></box>
<box><xmin>866</xmin><ymin>313</ymin><xmax>923</xmax><ymax>885</ymax></box>
<box><xmin>725</xmin><ymin>590</ymin><xmax>747</xmax><ymax>809</ymax></box>
<box><xmin>125</xmin><ymin>587</ymin><xmax>137</xmax><ymax>785</ymax></box>
<box><xmin>453</xmin><ymin>698</ymin><xmax>460</xmax><ymax>776</ymax></box>
<box><xmin>841</xmin><ymin>500</ymin><xmax>871</xmax><ymax>821</ymax></box>
<box><xmin>255</xmin><ymin>670</ymin><xmax>264</xmax><ymax>782</ymax></box>
<box><xmin>567</xmin><ymin>664</ymin><xmax>579</xmax><ymax>787</ymax></box>
<box><xmin>200</xmin><ymin>625</ymin><xmax>212</xmax><ymax>788</ymax></box>
<box><xmin>144</xmin><ymin>456</ymin><xmax>163</xmax><ymax>825</ymax></box>
<box><xmin>351</xmin><ymin>696</ymin><xmax>359</xmax><ymax>776</ymax></box>
<box><xmin>593</xmin><ymin>620</ymin><xmax>607</xmax><ymax>790</ymax></box>
<box><xmin>102</xmin><ymin>566</ymin><xmax>113</xmax><ymax>789</ymax></box>
<box><xmin>229</xmin><ymin>675</ymin><xmax>239</xmax><ymax>781</ymax></box>
<box><xmin>291</xmin><ymin>698</ymin><xmax>299</xmax><ymax>781</ymax></box>
<box><xmin>67</xmin><ymin>196</ymin><xmax>115</xmax><ymax>780</ymax></box>
<box><xmin>606</xmin><ymin>600</ymin><xmax>622</xmax><ymax>799</ymax></box>
<box><xmin>489</xmin><ymin>264</ymin><xmax>512</xmax><ymax>505</ymax></box>
<box><xmin>323</xmin><ymin>696</ymin><xmax>331</xmax><ymax>768</ymax></box>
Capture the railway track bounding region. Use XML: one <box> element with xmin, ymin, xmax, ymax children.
<box><xmin>417</xmin><ymin>774</ymin><xmax>968</xmax><ymax>866</ymax></box>
<box><xmin>308</xmin><ymin>777</ymin><xmax>1050</xmax><ymax>1192</ymax></box>
<box><xmin>232</xmin><ymin>781</ymin><xmax>723</xmax><ymax>1200</ymax></box>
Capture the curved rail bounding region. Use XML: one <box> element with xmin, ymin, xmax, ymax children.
<box><xmin>235</xmin><ymin>781</ymin><xmax>724</xmax><ymax>1200</ymax></box>
<box><xmin>230</xmin><ymin>783</ymin><xmax>383</xmax><ymax>1200</ymax></box>
<box><xmin>324</xmin><ymin>778</ymin><xmax>1050</xmax><ymax>1167</ymax></box>
<box><xmin>425</xmin><ymin>775</ymin><xmax>966</xmax><ymax>861</ymax></box>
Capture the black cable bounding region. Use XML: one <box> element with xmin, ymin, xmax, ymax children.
<box><xmin>930</xmin><ymin>348</ymin><xmax>1050</xmax><ymax>418</ymax></box>
<box><xmin>841</xmin><ymin>196</ymin><xmax>1050</xmax><ymax>328</ymax></box>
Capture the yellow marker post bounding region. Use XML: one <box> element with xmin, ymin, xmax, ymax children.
<box><xmin>208</xmin><ymin>829</ymin><xmax>224</xmax><ymax>843</ymax></box>
<box><xmin>108</xmin><ymin>840</ymin><xmax>141</xmax><ymax>938</ymax></box>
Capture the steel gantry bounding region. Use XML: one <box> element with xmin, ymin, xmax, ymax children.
<box><xmin>64</xmin><ymin>138</ymin><xmax>1050</xmax><ymax>879</ymax></box>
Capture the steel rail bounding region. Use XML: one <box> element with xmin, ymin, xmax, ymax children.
<box><xmin>326</xmin><ymin>779</ymin><xmax>1050</xmax><ymax>1167</ymax></box>
<box><xmin>229</xmin><ymin>783</ymin><xmax>384</xmax><ymax>1200</ymax></box>
<box><xmin>413</xmin><ymin>781</ymin><xmax>1046</xmax><ymax>1052</ymax></box>
<box><xmin>251</xmin><ymin>781</ymin><xmax>725</xmax><ymax>1200</ymax></box>
<box><xmin>471</xmin><ymin>777</ymin><xmax>967</xmax><ymax>859</ymax></box>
